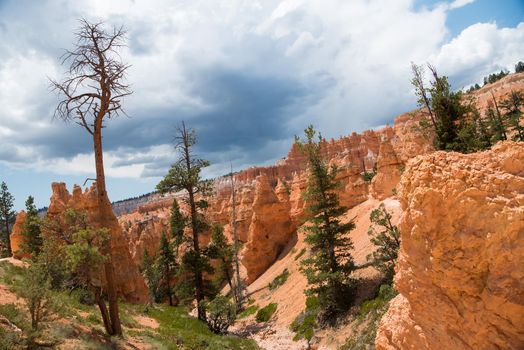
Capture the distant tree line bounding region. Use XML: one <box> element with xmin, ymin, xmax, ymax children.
<box><xmin>466</xmin><ymin>61</ymin><xmax>524</xmax><ymax>93</ymax></box>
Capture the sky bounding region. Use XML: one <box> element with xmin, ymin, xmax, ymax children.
<box><xmin>0</xmin><ymin>0</ymin><xmax>523</xmax><ymax>210</ymax></box>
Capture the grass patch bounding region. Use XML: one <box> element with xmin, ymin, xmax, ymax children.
<box><xmin>255</xmin><ymin>303</ymin><xmax>277</xmax><ymax>323</ymax></box>
<box><xmin>294</xmin><ymin>248</ymin><xmax>306</xmax><ymax>261</ymax></box>
<box><xmin>0</xmin><ymin>303</ymin><xmax>29</xmax><ymax>331</ymax></box>
<box><xmin>268</xmin><ymin>269</ymin><xmax>289</xmax><ymax>291</ymax></box>
<box><xmin>0</xmin><ymin>260</ymin><xmax>259</xmax><ymax>350</ymax></box>
<box><xmin>0</xmin><ymin>261</ymin><xmax>25</xmax><ymax>289</ymax></box>
<box><xmin>149</xmin><ymin>305</ymin><xmax>260</xmax><ymax>349</ymax></box>
<box><xmin>237</xmin><ymin>305</ymin><xmax>259</xmax><ymax>319</ymax></box>
<box><xmin>340</xmin><ymin>284</ymin><xmax>397</xmax><ymax>350</ymax></box>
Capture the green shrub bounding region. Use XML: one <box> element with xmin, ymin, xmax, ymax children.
<box><xmin>341</xmin><ymin>284</ymin><xmax>397</xmax><ymax>350</ymax></box>
<box><xmin>290</xmin><ymin>296</ymin><xmax>319</xmax><ymax>346</ymax></box>
<box><xmin>362</xmin><ymin>169</ymin><xmax>376</xmax><ymax>183</ymax></box>
<box><xmin>202</xmin><ymin>296</ymin><xmax>236</xmax><ymax>334</ymax></box>
<box><xmin>75</xmin><ymin>288</ymin><xmax>95</xmax><ymax>305</ymax></box>
<box><xmin>268</xmin><ymin>269</ymin><xmax>289</xmax><ymax>291</ymax></box>
<box><xmin>0</xmin><ymin>304</ymin><xmax>28</xmax><ymax>331</ymax></box>
<box><xmin>237</xmin><ymin>305</ymin><xmax>259</xmax><ymax>319</ymax></box>
<box><xmin>255</xmin><ymin>303</ymin><xmax>277</xmax><ymax>323</ymax></box>
<box><xmin>0</xmin><ymin>328</ymin><xmax>24</xmax><ymax>350</ymax></box>
<box><xmin>294</xmin><ymin>248</ymin><xmax>306</xmax><ymax>261</ymax></box>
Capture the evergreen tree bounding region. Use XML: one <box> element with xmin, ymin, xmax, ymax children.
<box><xmin>295</xmin><ymin>125</ymin><xmax>357</xmax><ymax>322</ymax></box>
<box><xmin>411</xmin><ymin>64</ymin><xmax>493</xmax><ymax>153</ymax></box>
<box><xmin>486</xmin><ymin>107</ymin><xmax>506</xmax><ymax>143</ymax></box>
<box><xmin>207</xmin><ymin>224</ymin><xmax>234</xmax><ymax>294</ymax></box>
<box><xmin>157</xmin><ymin>122</ymin><xmax>214</xmax><ymax>321</ymax></box>
<box><xmin>20</xmin><ymin>261</ymin><xmax>56</xmax><ymax>331</ymax></box>
<box><xmin>170</xmin><ymin>198</ymin><xmax>186</xmax><ymax>254</ymax></box>
<box><xmin>427</xmin><ymin>65</ymin><xmax>468</xmax><ymax>151</ymax></box>
<box><xmin>500</xmin><ymin>90</ymin><xmax>524</xmax><ymax>141</ymax></box>
<box><xmin>0</xmin><ymin>182</ymin><xmax>15</xmax><ymax>257</ymax></box>
<box><xmin>140</xmin><ymin>250</ymin><xmax>162</xmax><ymax>304</ymax></box>
<box><xmin>61</xmin><ymin>209</ymin><xmax>113</xmax><ymax>334</ymax></box>
<box><xmin>22</xmin><ymin>196</ymin><xmax>43</xmax><ymax>257</ymax></box>
<box><xmin>157</xmin><ymin>232</ymin><xmax>178</xmax><ymax>306</ymax></box>
<box><xmin>410</xmin><ymin>62</ymin><xmax>436</xmax><ymax>130</ymax></box>
<box><xmin>516</xmin><ymin>61</ymin><xmax>524</xmax><ymax>73</ymax></box>
<box><xmin>366</xmin><ymin>204</ymin><xmax>401</xmax><ymax>284</ymax></box>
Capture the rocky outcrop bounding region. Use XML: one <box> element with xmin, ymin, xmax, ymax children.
<box><xmin>376</xmin><ymin>142</ymin><xmax>524</xmax><ymax>350</ymax></box>
<box><xmin>371</xmin><ymin>139</ymin><xmax>403</xmax><ymax>200</ymax></box>
<box><xmin>46</xmin><ymin>183</ymin><xmax>148</xmax><ymax>303</ymax></box>
<box><xmin>9</xmin><ymin>212</ymin><xmax>29</xmax><ymax>259</ymax></box>
<box><xmin>242</xmin><ymin>175</ymin><xmax>295</xmax><ymax>283</ymax></box>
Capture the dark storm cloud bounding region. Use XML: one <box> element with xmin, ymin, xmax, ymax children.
<box><xmin>186</xmin><ymin>69</ymin><xmax>309</xmax><ymax>152</ymax></box>
<box><xmin>100</xmin><ymin>67</ymin><xmax>312</xmax><ymax>161</ymax></box>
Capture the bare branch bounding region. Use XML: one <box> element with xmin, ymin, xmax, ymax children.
<box><xmin>50</xmin><ymin>18</ymin><xmax>133</xmax><ymax>131</ymax></box>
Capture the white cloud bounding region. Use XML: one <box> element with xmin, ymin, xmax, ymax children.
<box><xmin>448</xmin><ymin>0</ymin><xmax>475</xmax><ymax>10</ymax></box>
<box><xmin>0</xmin><ymin>0</ymin><xmax>522</xmax><ymax>181</ymax></box>
<box><xmin>431</xmin><ymin>22</ymin><xmax>524</xmax><ymax>86</ymax></box>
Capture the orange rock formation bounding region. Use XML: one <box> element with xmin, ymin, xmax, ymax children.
<box><xmin>46</xmin><ymin>183</ymin><xmax>148</xmax><ymax>303</ymax></box>
<box><xmin>376</xmin><ymin>141</ymin><xmax>524</xmax><ymax>350</ymax></box>
<box><xmin>9</xmin><ymin>211</ymin><xmax>29</xmax><ymax>259</ymax></box>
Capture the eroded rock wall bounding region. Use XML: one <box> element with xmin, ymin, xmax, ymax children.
<box><xmin>118</xmin><ymin>112</ymin><xmax>431</xmax><ymax>283</ymax></box>
<box><xmin>46</xmin><ymin>183</ymin><xmax>148</xmax><ymax>303</ymax></box>
<box><xmin>376</xmin><ymin>141</ymin><xmax>524</xmax><ymax>350</ymax></box>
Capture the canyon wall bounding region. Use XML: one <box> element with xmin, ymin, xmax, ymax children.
<box><xmin>119</xmin><ymin>116</ymin><xmax>427</xmax><ymax>283</ymax></box>
<box><xmin>376</xmin><ymin>141</ymin><xmax>524</xmax><ymax>350</ymax></box>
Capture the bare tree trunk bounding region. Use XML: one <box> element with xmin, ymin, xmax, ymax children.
<box><xmin>491</xmin><ymin>92</ymin><xmax>507</xmax><ymax>140</ymax></box>
<box><xmin>230</xmin><ymin>169</ymin><xmax>243</xmax><ymax>309</ymax></box>
<box><xmin>93</xmin><ymin>120</ymin><xmax>122</xmax><ymax>336</ymax></box>
<box><xmin>94</xmin><ymin>287</ymin><xmax>113</xmax><ymax>335</ymax></box>
<box><xmin>188</xmin><ymin>187</ymin><xmax>206</xmax><ymax>321</ymax></box>
<box><xmin>3</xmin><ymin>218</ymin><xmax>11</xmax><ymax>257</ymax></box>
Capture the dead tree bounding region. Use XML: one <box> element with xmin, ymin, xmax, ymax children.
<box><xmin>50</xmin><ymin>19</ymin><xmax>132</xmax><ymax>336</ymax></box>
<box><xmin>229</xmin><ymin>165</ymin><xmax>245</xmax><ymax>310</ymax></box>
<box><xmin>411</xmin><ymin>62</ymin><xmax>436</xmax><ymax>129</ymax></box>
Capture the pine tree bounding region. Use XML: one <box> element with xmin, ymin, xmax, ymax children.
<box><xmin>140</xmin><ymin>250</ymin><xmax>162</xmax><ymax>304</ymax></box>
<box><xmin>295</xmin><ymin>125</ymin><xmax>357</xmax><ymax>322</ymax></box>
<box><xmin>22</xmin><ymin>196</ymin><xmax>43</xmax><ymax>258</ymax></box>
<box><xmin>367</xmin><ymin>203</ymin><xmax>401</xmax><ymax>284</ymax></box>
<box><xmin>427</xmin><ymin>65</ymin><xmax>468</xmax><ymax>151</ymax></box>
<box><xmin>61</xmin><ymin>209</ymin><xmax>113</xmax><ymax>334</ymax></box>
<box><xmin>170</xmin><ymin>198</ymin><xmax>185</xmax><ymax>254</ymax></box>
<box><xmin>0</xmin><ymin>182</ymin><xmax>15</xmax><ymax>257</ymax></box>
<box><xmin>207</xmin><ymin>224</ymin><xmax>234</xmax><ymax>294</ymax></box>
<box><xmin>500</xmin><ymin>90</ymin><xmax>524</xmax><ymax>141</ymax></box>
<box><xmin>157</xmin><ymin>122</ymin><xmax>214</xmax><ymax>321</ymax></box>
<box><xmin>516</xmin><ymin>61</ymin><xmax>524</xmax><ymax>73</ymax></box>
<box><xmin>157</xmin><ymin>232</ymin><xmax>178</xmax><ymax>306</ymax></box>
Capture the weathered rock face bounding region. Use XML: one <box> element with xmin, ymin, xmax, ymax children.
<box><xmin>376</xmin><ymin>141</ymin><xmax>524</xmax><ymax>350</ymax></box>
<box><xmin>116</xmin><ymin>73</ymin><xmax>524</xmax><ymax>289</ymax></box>
<box><xmin>242</xmin><ymin>175</ymin><xmax>295</xmax><ymax>283</ymax></box>
<box><xmin>117</xmin><ymin>113</ymin><xmax>431</xmax><ymax>283</ymax></box>
<box><xmin>46</xmin><ymin>183</ymin><xmax>148</xmax><ymax>303</ymax></box>
<box><xmin>371</xmin><ymin>139</ymin><xmax>403</xmax><ymax>200</ymax></box>
<box><xmin>9</xmin><ymin>211</ymin><xmax>29</xmax><ymax>259</ymax></box>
